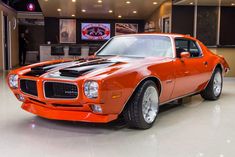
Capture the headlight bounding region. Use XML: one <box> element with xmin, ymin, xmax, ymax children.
<box><xmin>9</xmin><ymin>74</ymin><xmax>19</xmax><ymax>88</ymax></box>
<box><xmin>84</xmin><ymin>81</ymin><xmax>99</xmax><ymax>99</ymax></box>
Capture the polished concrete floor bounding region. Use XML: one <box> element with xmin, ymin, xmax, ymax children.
<box><xmin>1</xmin><ymin>72</ymin><xmax>235</xmax><ymax>157</ymax></box>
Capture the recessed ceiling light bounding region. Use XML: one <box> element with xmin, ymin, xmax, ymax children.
<box><xmin>133</xmin><ymin>10</ymin><xmax>137</xmax><ymax>14</ymax></box>
<box><xmin>153</xmin><ymin>2</ymin><xmax>158</xmax><ymax>5</ymax></box>
<box><xmin>72</xmin><ymin>14</ymin><xmax>75</xmax><ymax>17</ymax></box>
<box><xmin>126</xmin><ymin>1</ymin><xmax>131</xmax><ymax>4</ymax></box>
<box><xmin>82</xmin><ymin>9</ymin><xmax>86</xmax><ymax>12</ymax></box>
<box><xmin>72</xmin><ymin>0</ymin><xmax>76</xmax><ymax>2</ymax></box>
<box><xmin>109</xmin><ymin>10</ymin><xmax>113</xmax><ymax>13</ymax></box>
<box><xmin>232</xmin><ymin>3</ymin><xmax>235</xmax><ymax>6</ymax></box>
<box><xmin>189</xmin><ymin>2</ymin><xmax>194</xmax><ymax>5</ymax></box>
<box><xmin>57</xmin><ymin>8</ymin><xmax>61</xmax><ymax>12</ymax></box>
<box><xmin>118</xmin><ymin>15</ymin><xmax>122</xmax><ymax>18</ymax></box>
<box><xmin>98</xmin><ymin>0</ymin><xmax>102</xmax><ymax>3</ymax></box>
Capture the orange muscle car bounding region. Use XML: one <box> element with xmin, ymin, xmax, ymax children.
<box><xmin>8</xmin><ymin>34</ymin><xmax>230</xmax><ymax>129</ymax></box>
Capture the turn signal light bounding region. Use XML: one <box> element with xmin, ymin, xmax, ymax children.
<box><xmin>16</xmin><ymin>94</ymin><xmax>25</xmax><ymax>102</ymax></box>
<box><xmin>90</xmin><ymin>104</ymin><xmax>102</xmax><ymax>113</ymax></box>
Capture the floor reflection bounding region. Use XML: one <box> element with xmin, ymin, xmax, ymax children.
<box><xmin>1</xmin><ymin>72</ymin><xmax>235</xmax><ymax>157</ymax></box>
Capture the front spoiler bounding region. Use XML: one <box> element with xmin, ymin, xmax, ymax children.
<box><xmin>22</xmin><ymin>103</ymin><xmax>118</xmax><ymax>123</ymax></box>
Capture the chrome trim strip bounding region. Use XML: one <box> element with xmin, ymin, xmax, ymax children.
<box><xmin>159</xmin><ymin>91</ymin><xmax>199</xmax><ymax>106</ymax></box>
<box><xmin>43</xmin><ymin>81</ymin><xmax>79</xmax><ymax>100</ymax></box>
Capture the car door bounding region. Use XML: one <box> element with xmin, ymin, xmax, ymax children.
<box><xmin>171</xmin><ymin>38</ymin><xmax>209</xmax><ymax>99</ymax></box>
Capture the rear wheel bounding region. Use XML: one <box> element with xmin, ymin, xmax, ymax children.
<box><xmin>123</xmin><ymin>80</ymin><xmax>159</xmax><ymax>129</ymax></box>
<box><xmin>201</xmin><ymin>68</ymin><xmax>223</xmax><ymax>100</ymax></box>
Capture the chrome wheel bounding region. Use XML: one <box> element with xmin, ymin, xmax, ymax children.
<box><xmin>213</xmin><ymin>71</ymin><xmax>222</xmax><ymax>97</ymax></box>
<box><xmin>142</xmin><ymin>86</ymin><xmax>159</xmax><ymax>124</ymax></box>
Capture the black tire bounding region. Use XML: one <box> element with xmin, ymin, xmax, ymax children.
<box><xmin>123</xmin><ymin>80</ymin><xmax>159</xmax><ymax>129</ymax></box>
<box><xmin>200</xmin><ymin>68</ymin><xmax>223</xmax><ymax>100</ymax></box>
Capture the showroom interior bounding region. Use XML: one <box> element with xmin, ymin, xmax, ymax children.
<box><xmin>0</xmin><ymin>0</ymin><xmax>235</xmax><ymax>156</ymax></box>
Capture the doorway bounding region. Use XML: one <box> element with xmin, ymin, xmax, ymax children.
<box><xmin>162</xmin><ymin>16</ymin><xmax>171</xmax><ymax>33</ymax></box>
<box><xmin>3</xmin><ymin>14</ymin><xmax>10</xmax><ymax>70</ymax></box>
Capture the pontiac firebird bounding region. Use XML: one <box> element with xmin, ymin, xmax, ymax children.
<box><xmin>8</xmin><ymin>34</ymin><xmax>230</xmax><ymax>129</ymax></box>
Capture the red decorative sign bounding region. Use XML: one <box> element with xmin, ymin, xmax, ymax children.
<box><xmin>81</xmin><ymin>23</ymin><xmax>111</xmax><ymax>41</ymax></box>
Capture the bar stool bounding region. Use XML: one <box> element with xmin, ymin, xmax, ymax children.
<box><xmin>89</xmin><ymin>46</ymin><xmax>100</xmax><ymax>56</ymax></box>
<box><xmin>69</xmin><ymin>46</ymin><xmax>82</xmax><ymax>59</ymax></box>
<box><xmin>51</xmin><ymin>46</ymin><xmax>64</xmax><ymax>59</ymax></box>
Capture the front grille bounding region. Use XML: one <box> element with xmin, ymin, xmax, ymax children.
<box><xmin>20</xmin><ymin>79</ymin><xmax>38</xmax><ymax>96</ymax></box>
<box><xmin>44</xmin><ymin>82</ymin><xmax>78</xmax><ymax>99</ymax></box>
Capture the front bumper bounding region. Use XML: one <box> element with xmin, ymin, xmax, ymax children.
<box><xmin>22</xmin><ymin>102</ymin><xmax>118</xmax><ymax>123</ymax></box>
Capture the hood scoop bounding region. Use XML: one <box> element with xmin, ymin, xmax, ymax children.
<box><xmin>59</xmin><ymin>62</ymin><xmax>115</xmax><ymax>77</ymax></box>
<box><xmin>26</xmin><ymin>62</ymin><xmax>72</xmax><ymax>77</ymax></box>
<box><xmin>59</xmin><ymin>67</ymin><xmax>95</xmax><ymax>77</ymax></box>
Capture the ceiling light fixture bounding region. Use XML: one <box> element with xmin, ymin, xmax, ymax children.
<box><xmin>27</xmin><ymin>3</ymin><xmax>35</xmax><ymax>11</ymax></box>
<box><xmin>72</xmin><ymin>14</ymin><xmax>75</xmax><ymax>17</ymax></box>
<box><xmin>189</xmin><ymin>2</ymin><xmax>194</xmax><ymax>5</ymax></box>
<box><xmin>133</xmin><ymin>10</ymin><xmax>137</xmax><ymax>14</ymax></box>
<box><xmin>72</xmin><ymin>0</ymin><xmax>76</xmax><ymax>2</ymax></box>
<box><xmin>98</xmin><ymin>0</ymin><xmax>102</xmax><ymax>3</ymax></box>
<box><xmin>126</xmin><ymin>1</ymin><xmax>131</xmax><ymax>4</ymax></box>
<box><xmin>82</xmin><ymin>9</ymin><xmax>86</xmax><ymax>12</ymax></box>
<box><xmin>109</xmin><ymin>10</ymin><xmax>113</xmax><ymax>13</ymax></box>
<box><xmin>118</xmin><ymin>15</ymin><xmax>122</xmax><ymax>18</ymax></box>
<box><xmin>232</xmin><ymin>3</ymin><xmax>235</xmax><ymax>6</ymax></box>
<box><xmin>57</xmin><ymin>8</ymin><xmax>61</xmax><ymax>12</ymax></box>
<box><xmin>44</xmin><ymin>0</ymin><xmax>48</xmax><ymax>2</ymax></box>
<box><xmin>153</xmin><ymin>2</ymin><xmax>158</xmax><ymax>5</ymax></box>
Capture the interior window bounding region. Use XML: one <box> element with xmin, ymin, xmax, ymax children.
<box><xmin>175</xmin><ymin>38</ymin><xmax>202</xmax><ymax>58</ymax></box>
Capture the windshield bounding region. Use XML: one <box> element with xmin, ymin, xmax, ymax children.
<box><xmin>97</xmin><ymin>35</ymin><xmax>173</xmax><ymax>57</ymax></box>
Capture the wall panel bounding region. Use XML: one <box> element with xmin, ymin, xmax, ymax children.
<box><xmin>44</xmin><ymin>18</ymin><xmax>145</xmax><ymax>44</ymax></box>
<box><xmin>172</xmin><ymin>6</ymin><xmax>194</xmax><ymax>36</ymax></box>
<box><xmin>220</xmin><ymin>7</ymin><xmax>235</xmax><ymax>46</ymax></box>
<box><xmin>197</xmin><ymin>6</ymin><xmax>218</xmax><ymax>46</ymax></box>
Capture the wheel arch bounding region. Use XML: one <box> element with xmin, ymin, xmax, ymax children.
<box><xmin>138</xmin><ymin>76</ymin><xmax>162</xmax><ymax>96</ymax></box>
<box><xmin>215</xmin><ymin>63</ymin><xmax>223</xmax><ymax>73</ymax></box>
<box><xmin>203</xmin><ymin>63</ymin><xmax>223</xmax><ymax>91</ymax></box>
<box><xmin>120</xmin><ymin>76</ymin><xmax>162</xmax><ymax>114</ymax></box>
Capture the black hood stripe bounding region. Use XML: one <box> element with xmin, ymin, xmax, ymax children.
<box><xmin>59</xmin><ymin>61</ymin><xmax>116</xmax><ymax>77</ymax></box>
<box><xmin>24</xmin><ymin>58</ymin><xmax>109</xmax><ymax>77</ymax></box>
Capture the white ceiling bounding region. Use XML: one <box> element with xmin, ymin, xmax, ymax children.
<box><xmin>173</xmin><ymin>0</ymin><xmax>235</xmax><ymax>6</ymax></box>
<box><xmin>38</xmin><ymin>0</ymin><xmax>166</xmax><ymax>19</ymax></box>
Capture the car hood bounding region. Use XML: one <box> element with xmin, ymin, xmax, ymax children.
<box><xmin>23</xmin><ymin>56</ymin><xmax>167</xmax><ymax>79</ymax></box>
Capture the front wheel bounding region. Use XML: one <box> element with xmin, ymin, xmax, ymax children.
<box><xmin>201</xmin><ymin>68</ymin><xmax>223</xmax><ymax>100</ymax></box>
<box><xmin>123</xmin><ymin>80</ymin><xmax>159</xmax><ymax>129</ymax></box>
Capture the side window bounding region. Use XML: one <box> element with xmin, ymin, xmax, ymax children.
<box><xmin>189</xmin><ymin>40</ymin><xmax>202</xmax><ymax>57</ymax></box>
<box><xmin>175</xmin><ymin>39</ymin><xmax>189</xmax><ymax>58</ymax></box>
<box><xmin>175</xmin><ymin>38</ymin><xmax>202</xmax><ymax>58</ymax></box>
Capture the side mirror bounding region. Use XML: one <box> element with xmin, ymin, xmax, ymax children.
<box><xmin>180</xmin><ymin>52</ymin><xmax>190</xmax><ymax>59</ymax></box>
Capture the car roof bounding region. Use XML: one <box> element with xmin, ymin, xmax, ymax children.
<box><xmin>115</xmin><ymin>33</ymin><xmax>198</xmax><ymax>41</ymax></box>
